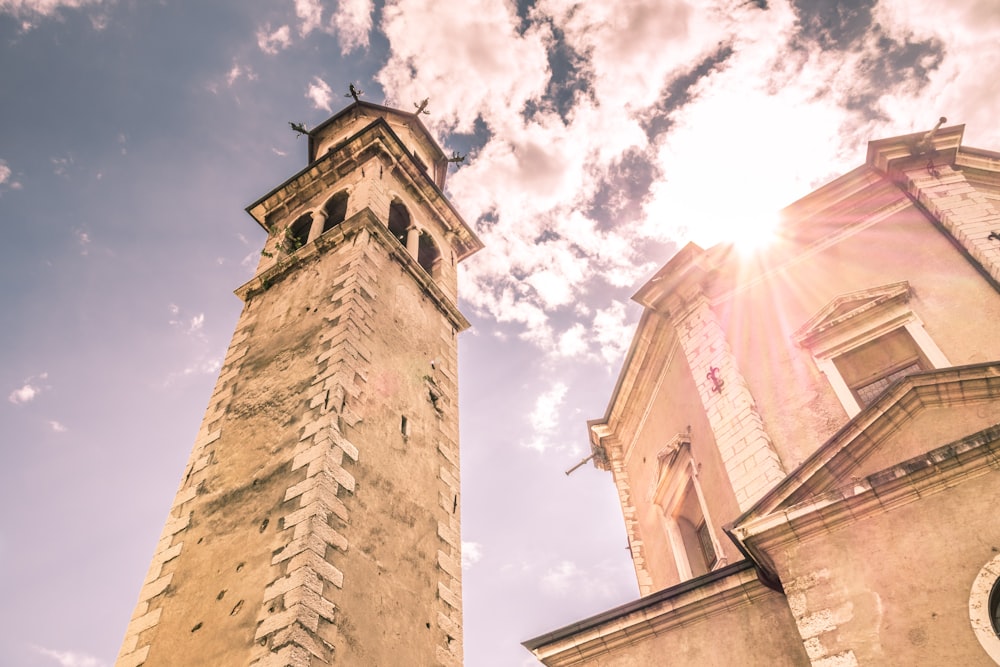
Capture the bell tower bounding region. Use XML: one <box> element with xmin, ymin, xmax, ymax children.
<box><xmin>115</xmin><ymin>102</ymin><xmax>482</xmax><ymax>667</ymax></box>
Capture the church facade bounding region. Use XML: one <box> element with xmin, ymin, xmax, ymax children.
<box><xmin>114</xmin><ymin>102</ymin><xmax>481</xmax><ymax>666</ymax></box>
<box><xmin>525</xmin><ymin>124</ymin><xmax>1000</xmax><ymax>666</ymax></box>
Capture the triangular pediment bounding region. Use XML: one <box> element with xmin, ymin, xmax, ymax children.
<box><xmin>793</xmin><ymin>281</ymin><xmax>911</xmax><ymax>348</ymax></box>
<box><xmin>735</xmin><ymin>362</ymin><xmax>1000</xmax><ymax>524</ymax></box>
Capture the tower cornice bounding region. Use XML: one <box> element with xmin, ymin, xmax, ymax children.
<box><xmin>246</xmin><ymin>115</ymin><xmax>483</xmax><ymax>263</ymax></box>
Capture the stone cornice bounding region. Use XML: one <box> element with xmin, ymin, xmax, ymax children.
<box><xmin>792</xmin><ymin>281</ymin><xmax>912</xmax><ymax>350</ymax></box>
<box><xmin>734</xmin><ymin>362</ymin><xmax>1000</xmax><ymax>523</ymax></box>
<box><xmin>587</xmin><ymin>311</ymin><xmax>678</xmax><ymax>470</ymax></box>
<box><xmin>246</xmin><ymin>117</ymin><xmax>483</xmax><ymax>262</ymax></box>
<box><xmin>728</xmin><ymin>363</ymin><xmax>1000</xmax><ymax>580</ymax></box>
<box><xmin>523</xmin><ymin>561</ymin><xmax>762</xmax><ymax>666</ymax></box>
<box><xmin>732</xmin><ymin>421</ymin><xmax>1000</xmax><ymax>557</ymax></box>
<box><xmin>866</xmin><ymin>123</ymin><xmax>965</xmax><ymax>175</ymax></box>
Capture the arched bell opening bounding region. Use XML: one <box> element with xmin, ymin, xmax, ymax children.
<box><xmin>323</xmin><ymin>191</ymin><xmax>349</xmax><ymax>234</ymax></box>
<box><xmin>388</xmin><ymin>200</ymin><xmax>410</xmax><ymax>247</ymax></box>
<box><xmin>418</xmin><ymin>231</ymin><xmax>442</xmax><ymax>277</ymax></box>
<box><xmin>286</xmin><ymin>213</ymin><xmax>312</xmax><ymax>251</ymax></box>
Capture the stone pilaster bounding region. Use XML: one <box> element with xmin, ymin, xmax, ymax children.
<box><xmin>671</xmin><ymin>293</ymin><xmax>785</xmax><ymax>511</ymax></box>
<box><xmin>901</xmin><ymin>163</ymin><xmax>1000</xmax><ymax>284</ymax></box>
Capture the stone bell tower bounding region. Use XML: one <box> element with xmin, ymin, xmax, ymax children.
<box><xmin>115</xmin><ymin>101</ymin><xmax>482</xmax><ymax>667</ymax></box>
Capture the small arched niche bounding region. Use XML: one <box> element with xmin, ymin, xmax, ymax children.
<box><xmin>323</xmin><ymin>191</ymin><xmax>349</xmax><ymax>234</ymax></box>
<box><xmin>418</xmin><ymin>231</ymin><xmax>441</xmax><ymax>276</ymax></box>
<box><xmin>388</xmin><ymin>200</ymin><xmax>410</xmax><ymax>246</ymax></box>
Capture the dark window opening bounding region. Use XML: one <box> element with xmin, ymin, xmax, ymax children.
<box><xmin>675</xmin><ymin>478</ymin><xmax>717</xmax><ymax>578</ymax></box>
<box><xmin>833</xmin><ymin>328</ymin><xmax>930</xmax><ymax>407</ymax></box>
<box><xmin>286</xmin><ymin>214</ymin><xmax>312</xmax><ymax>251</ymax></box>
<box><xmin>323</xmin><ymin>192</ymin><xmax>349</xmax><ymax>234</ymax></box>
<box><xmin>696</xmin><ymin>520</ymin><xmax>718</xmax><ymax>570</ymax></box>
<box><xmin>400</xmin><ymin>415</ymin><xmax>409</xmax><ymax>437</ymax></box>
<box><xmin>388</xmin><ymin>201</ymin><xmax>410</xmax><ymax>246</ymax></box>
<box><xmin>418</xmin><ymin>231</ymin><xmax>441</xmax><ymax>276</ymax></box>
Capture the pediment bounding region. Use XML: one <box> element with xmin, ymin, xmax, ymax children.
<box><xmin>793</xmin><ymin>281</ymin><xmax>911</xmax><ymax>349</ymax></box>
<box><xmin>736</xmin><ymin>362</ymin><xmax>1000</xmax><ymax>522</ymax></box>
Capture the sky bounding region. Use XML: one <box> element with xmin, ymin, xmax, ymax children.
<box><xmin>1</xmin><ymin>0</ymin><xmax>999</xmax><ymax>665</ymax></box>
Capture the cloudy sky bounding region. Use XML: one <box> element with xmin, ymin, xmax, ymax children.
<box><xmin>1</xmin><ymin>0</ymin><xmax>998</xmax><ymax>665</ymax></box>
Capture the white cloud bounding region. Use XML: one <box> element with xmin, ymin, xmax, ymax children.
<box><xmin>294</xmin><ymin>0</ymin><xmax>323</xmax><ymax>36</ymax></box>
<box><xmin>529</xmin><ymin>382</ymin><xmax>566</xmax><ymax>434</ymax></box>
<box><xmin>523</xmin><ymin>382</ymin><xmax>567</xmax><ymax>454</ymax></box>
<box><xmin>591</xmin><ymin>301</ymin><xmax>631</xmax><ymax>365</ymax></box>
<box><xmin>226</xmin><ymin>61</ymin><xmax>256</xmax><ymax>87</ymax></box>
<box><xmin>8</xmin><ymin>373</ymin><xmax>47</xmax><ymax>405</ymax></box>
<box><xmin>462</xmin><ymin>541</ymin><xmax>483</xmax><ymax>569</ymax></box>
<box><xmin>0</xmin><ymin>0</ymin><xmax>103</xmax><ymax>19</ymax></box>
<box><xmin>49</xmin><ymin>420</ymin><xmax>67</xmax><ymax>433</ymax></box>
<box><xmin>51</xmin><ymin>154</ymin><xmax>73</xmax><ymax>176</ymax></box>
<box><xmin>276</xmin><ymin>0</ymin><xmax>372</xmax><ymax>53</ymax></box>
<box><xmin>226</xmin><ymin>64</ymin><xmax>242</xmax><ymax>86</ymax></box>
<box><xmin>540</xmin><ymin>559</ymin><xmax>581</xmax><ymax>595</ymax></box>
<box><xmin>555</xmin><ymin>323</ymin><xmax>588</xmax><ymax>358</ymax></box>
<box><xmin>75</xmin><ymin>228</ymin><xmax>90</xmax><ymax>255</ymax></box>
<box><xmin>0</xmin><ymin>158</ymin><xmax>20</xmax><ymax>190</ymax></box>
<box><xmin>87</xmin><ymin>9</ymin><xmax>106</xmax><ymax>29</ymax></box>
<box><xmin>168</xmin><ymin>305</ymin><xmax>206</xmax><ymax>337</ymax></box>
<box><xmin>539</xmin><ymin>559</ymin><xmax>624</xmax><ymax>600</ymax></box>
<box><xmin>256</xmin><ymin>23</ymin><xmax>291</xmax><ymax>54</ymax></box>
<box><xmin>306</xmin><ymin>76</ymin><xmax>333</xmax><ymax>112</ymax></box>
<box><xmin>377</xmin><ymin>0</ymin><xmax>552</xmax><ymax>134</ymax></box>
<box><xmin>371</xmin><ymin>0</ymin><xmax>992</xmax><ymax>364</ymax></box>
<box><xmin>331</xmin><ymin>0</ymin><xmax>373</xmax><ymax>53</ymax></box>
<box><xmin>872</xmin><ymin>0</ymin><xmax>1000</xmax><ymax>149</ymax></box>
<box><xmin>183</xmin><ymin>358</ymin><xmax>221</xmax><ymax>376</ymax></box>
<box><xmin>33</xmin><ymin>646</ymin><xmax>105</xmax><ymax>667</ymax></box>
<box><xmin>9</xmin><ymin>383</ymin><xmax>39</xmax><ymax>404</ymax></box>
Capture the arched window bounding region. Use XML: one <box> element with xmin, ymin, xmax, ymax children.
<box><xmin>418</xmin><ymin>231</ymin><xmax>441</xmax><ymax>276</ymax></box>
<box><xmin>651</xmin><ymin>434</ymin><xmax>725</xmax><ymax>582</ymax></box>
<box><xmin>323</xmin><ymin>192</ymin><xmax>349</xmax><ymax>234</ymax></box>
<box><xmin>286</xmin><ymin>213</ymin><xmax>312</xmax><ymax>252</ymax></box>
<box><xmin>970</xmin><ymin>553</ymin><xmax>1000</xmax><ymax>662</ymax></box>
<box><xmin>388</xmin><ymin>200</ymin><xmax>410</xmax><ymax>246</ymax></box>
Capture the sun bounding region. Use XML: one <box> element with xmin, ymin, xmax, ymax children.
<box><xmin>725</xmin><ymin>213</ymin><xmax>780</xmax><ymax>255</ymax></box>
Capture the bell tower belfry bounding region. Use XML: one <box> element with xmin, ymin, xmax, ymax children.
<box><xmin>115</xmin><ymin>101</ymin><xmax>482</xmax><ymax>667</ymax></box>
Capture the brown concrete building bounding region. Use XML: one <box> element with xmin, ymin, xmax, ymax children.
<box><xmin>526</xmin><ymin>123</ymin><xmax>1000</xmax><ymax>666</ymax></box>
<box><xmin>114</xmin><ymin>102</ymin><xmax>481</xmax><ymax>666</ymax></box>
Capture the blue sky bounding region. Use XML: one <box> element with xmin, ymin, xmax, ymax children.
<box><xmin>1</xmin><ymin>1</ymin><xmax>998</xmax><ymax>666</ymax></box>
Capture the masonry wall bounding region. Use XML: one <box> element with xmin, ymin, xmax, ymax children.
<box><xmin>115</xmin><ymin>214</ymin><xmax>463</xmax><ymax>667</ymax></box>
<box><xmin>711</xmin><ymin>201</ymin><xmax>1000</xmax><ymax>472</ymax></box>
<box><xmin>619</xmin><ymin>324</ymin><xmax>744</xmax><ymax>590</ymax></box>
<box><xmin>767</xmin><ymin>466</ymin><xmax>1000</xmax><ymax>666</ymax></box>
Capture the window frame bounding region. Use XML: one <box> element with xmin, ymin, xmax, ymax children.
<box><xmin>650</xmin><ymin>435</ymin><xmax>726</xmax><ymax>581</ymax></box>
<box><xmin>794</xmin><ymin>282</ymin><xmax>949</xmax><ymax>417</ymax></box>
<box><xmin>969</xmin><ymin>553</ymin><xmax>1000</xmax><ymax>663</ymax></box>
